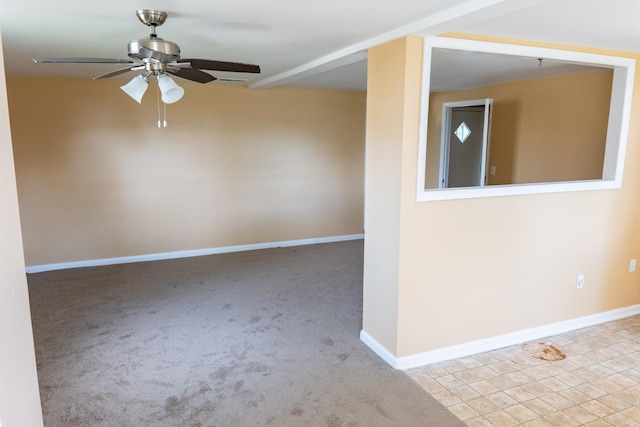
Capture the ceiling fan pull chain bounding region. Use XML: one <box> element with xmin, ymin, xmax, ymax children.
<box><xmin>156</xmin><ymin>83</ymin><xmax>162</xmax><ymax>128</ymax></box>
<box><xmin>163</xmin><ymin>102</ymin><xmax>168</xmax><ymax>128</ymax></box>
<box><xmin>154</xmin><ymin>82</ymin><xmax>168</xmax><ymax>128</ymax></box>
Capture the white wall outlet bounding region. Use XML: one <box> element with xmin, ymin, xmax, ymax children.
<box><xmin>490</xmin><ymin>165</ymin><xmax>496</xmax><ymax>175</ymax></box>
<box><xmin>630</xmin><ymin>259</ymin><xmax>636</xmax><ymax>272</ymax></box>
<box><xmin>577</xmin><ymin>274</ymin><xmax>584</xmax><ymax>288</ymax></box>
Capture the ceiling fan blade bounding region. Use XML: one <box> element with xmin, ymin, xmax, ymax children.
<box><xmin>138</xmin><ymin>47</ymin><xmax>174</xmax><ymax>64</ymax></box>
<box><xmin>167</xmin><ymin>68</ymin><xmax>217</xmax><ymax>84</ymax></box>
<box><xmin>93</xmin><ymin>66</ymin><xmax>144</xmax><ymax>80</ymax></box>
<box><xmin>179</xmin><ymin>58</ymin><xmax>260</xmax><ymax>74</ymax></box>
<box><xmin>33</xmin><ymin>57</ymin><xmax>133</xmax><ymax>64</ymax></box>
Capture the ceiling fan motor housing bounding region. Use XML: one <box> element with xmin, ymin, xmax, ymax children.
<box><xmin>128</xmin><ymin>38</ymin><xmax>181</xmax><ymax>62</ymax></box>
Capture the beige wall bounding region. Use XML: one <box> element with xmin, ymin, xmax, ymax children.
<box><xmin>426</xmin><ymin>70</ymin><xmax>612</xmax><ymax>187</ymax></box>
<box><xmin>0</xmin><ymin>31</ymin><xmax>44</xmax><ymax>426</ymax></box>
<box><xmin>7</xmin><ymin>77</ymin><xmax>366</xmax><ymax>266</ymax></box>
<box><xmin>362</xmin><ymin>37</ymin><xmax>422</xmax><ymax>353</ymax></box>
<box><xmin>364</xmin><ymin>35</ymin><xmax>640</xmax><ymax>359</ymax></box>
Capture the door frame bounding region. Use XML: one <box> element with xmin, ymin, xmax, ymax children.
<box><xmin>439</xmin><ymin>98</ymin><xmax>493</xmax><ymax>188</ymax></box>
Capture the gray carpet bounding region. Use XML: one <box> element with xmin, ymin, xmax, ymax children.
<box><xmin>28</xmin><ymin>240</ymin><xmax>464</xmax><ymax>426</ymax></box>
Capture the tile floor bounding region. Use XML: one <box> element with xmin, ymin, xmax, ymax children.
<box><xmin>406</xmin><ymin>315</ymin><xmax>640</xmax><ymax>426</ymax></box>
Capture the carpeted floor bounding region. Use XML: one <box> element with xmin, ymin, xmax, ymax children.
<box><xmin>28</xmin><ymin>240</ymin><xmax>464</xmax><ymax>426</ymax></box>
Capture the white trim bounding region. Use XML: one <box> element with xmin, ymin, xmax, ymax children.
<box><xmin>360</xmin><ymin>330</ymin><xmax>401</xmax><ymax>369</ymax></box>
<box><xmin>416</xmin><ymin>36</ymin><xmax>636</xmax><ymax>202</ymax></box>
<box><xmin>25</xmin><ymin>234</ymin><xmax>365</xmax><ymax>274</ymax></box>
<box><xmin>361</xmin><ymin>304</ymin><xmax>640</xmax><ymax>370</ymax></box>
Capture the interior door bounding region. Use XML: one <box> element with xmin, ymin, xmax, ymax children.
<box><xmin>440</xmin><ymin>99</ymin><xmax>493</xmax><ymax>188</ymax></box>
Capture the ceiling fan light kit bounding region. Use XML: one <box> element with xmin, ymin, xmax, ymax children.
<box><xmin>33</xmin><ymin>9</ymin><xmax>261</xmax><ymax>125</ymax></box>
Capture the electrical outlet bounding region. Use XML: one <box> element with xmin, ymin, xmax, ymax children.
<box><xmin>630</xmin><ymin>259</ymin><xmax>636</xmax><ymax>273</ymax></box>
<box><xmin>577</xmin><ymin>274</ymin><xmax>584</xmax><ymax>289</ymax></box>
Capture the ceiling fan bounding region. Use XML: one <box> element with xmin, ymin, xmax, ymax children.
<box><xmin>33</xmin><ymin>9</ymin><xmax>261</xmax><ymax>104</ymax></box>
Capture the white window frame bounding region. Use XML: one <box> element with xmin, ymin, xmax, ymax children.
<box><xmin>416</xmin><ymin>37</ymin><xmax>636</xmax><ymax>202</ymax></box>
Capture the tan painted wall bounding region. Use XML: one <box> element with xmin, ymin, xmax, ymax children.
<box><xmin>362</xmin><ymin>37</ymin><xmax>419</xmax><ymax>354</ymax></box>
<box><xmin>7</xmin><ymin>77</ymin><xmax>366</xmax><ymax>266</ymax></box>
<box><xmin>0</xmin><ymin>30</ymin><xmax>44</xmax><ymax>426</ymax></box>
<box><xmin>364</xmin><ymin>35</ymin><xmax>640</xmax><ymax>359</ymax></box>
<box><xmin>425</xmin><ymin>70</ymin><xmax>612</xmax><ymax>188</ymax></box>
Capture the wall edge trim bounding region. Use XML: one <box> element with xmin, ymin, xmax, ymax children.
<box><xmin>362</xmin><ymin>304</ymin><xmax>640</xmax><ymax>370</ymax></box>
<box><xmin>25</xmin><ymin>234</ymin><xmax>365</xmax><ymax>274</ymax></box>
<box><xmin>360</xmin><ymin>330</ymin><xmax>399</xmax><ymax>369</ymax></box>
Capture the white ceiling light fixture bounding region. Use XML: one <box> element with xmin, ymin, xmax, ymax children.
<box><xmin>120</xmin><ymin>71</ymin><xmax>183</xmax><ymax>127</ymax></box>
<box><xmin>120</xmin><ymin>72</ymin><xmax>184</xmax><ymax>105</ymax></box>
<box><xmin>120</xmin><ymin>74</ymin><xmax>149</xmax><ymax>103</ymax></box>
<box><xmin>157</xmin><ymin>73</ymin><xmax>184</xmax><ymax>104</ymax></box>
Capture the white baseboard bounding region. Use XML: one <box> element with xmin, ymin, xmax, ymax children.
<box><xmin>360</xmin><ymin>330</ymin><xmax>399</xmax><ymax>368</ymax></box>
<box><xmin>25</xmin><ymin>233</ymin><xmax>364</xmax><ymax>274</ymax></box>
<box><xmin>361</xmin><ymin>304</ymin><xmax>640</xmax><ymax>370</ymax></box>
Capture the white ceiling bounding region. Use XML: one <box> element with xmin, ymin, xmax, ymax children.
<box><xmin>0</xmin><ymin>0</ymin><xmax>639</xmax><ymax>91</ymax></box>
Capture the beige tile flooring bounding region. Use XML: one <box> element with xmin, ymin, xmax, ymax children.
<box><xmin>406</xmin><ymin>315</ymin><xmax>640</xmax><ymax>426</ymax></box>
